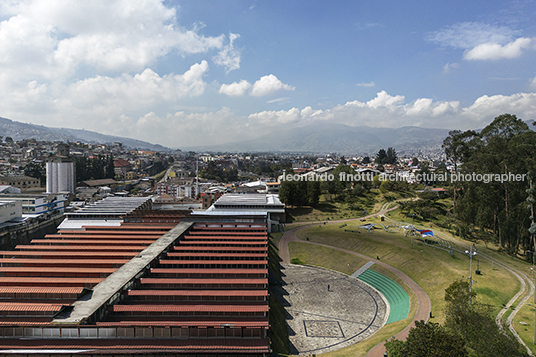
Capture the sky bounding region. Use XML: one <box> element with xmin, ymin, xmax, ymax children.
<box><xmin>0</xmin><ymin>0</ymin><xmax>535</xmax><ymax>149</ymax></box>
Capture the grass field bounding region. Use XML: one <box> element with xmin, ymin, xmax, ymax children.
<box><xmin>278</xmin><ymin>187</ymin><xmax>536</xmax><ymax>356</ymax></box>
<box><xmin>512</xmin><ymin>296</ymin><xmax>536</xmax><ymax>355</ymax></box>
<box><xmin>286</xmin><ymin>192</ymin><xmax>377</xmax><ymax>222</ymax></box>
<box><xmin>293</xmin><ymin>223</ymin><xmax>520</xmax><ymax>322</ymax></box>
<box><xmin>284</xmin><ymin>219</ymin><xmax>528</xmax><ymax>356</ymax></box>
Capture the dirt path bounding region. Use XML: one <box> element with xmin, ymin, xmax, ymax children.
<box><xmin>277</xmin><ymin>206</ymin><xmax>431</xmax><ymax>357</ymax></box>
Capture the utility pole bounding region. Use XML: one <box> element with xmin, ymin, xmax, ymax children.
<box><xmin>465</xmin><ymin>244</ymin><xmax>477</xmax><ymax>304</ymax></box>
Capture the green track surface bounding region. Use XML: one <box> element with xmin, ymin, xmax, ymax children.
<box><xmin>358</xmin><ymin>269</ymin><xmax>410</xmax><ymax>324</ymax></box>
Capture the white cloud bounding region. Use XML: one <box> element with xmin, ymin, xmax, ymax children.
<box><xmin>443</xmin><ymin>62</ymin><xmax>459</xmax><ymax>73</ymax></box>
<box><xmin>118</xmin><ymin>91</ymin><xmax>536</xmax><ymax>147</ymax></box>
<box><xmin>219</xmin><ymin>79</ymin><xmax>251</xmax><ymax>96</ymax></box>
<box><xmin>356</xmin><ymin>81</ymin><xmax>375</xmax><ymax>87</ymax></box>
<box><xmin>129</xmin><ymin>108</ymin><xmax>245</xmax><ymax>147</ymax></box>
<box><xmin>365</xmin><ymin>90</ymin><xmax>405</xmax><ymax>109</ymax></box>
<box><xmin>250</xmin><ymin>74</ymin><xmax>295</xmax><ymax>96</ymax></box>
<box><xmin>247</xmin><ymin>90</ymin><xmax>535</xmax><ymax>133</ymax></box>
<box><xmin>0</xmin><ymin>61</ymin><xmax>210</xmax><ymax>130</ymax></box>
<box><xmin>248</xmin><ymin>108</ymin><xmax>301</xmax><ymax>125</ymax></box>
<box><xmin>463</xmin><ymin>37</ymin><xmax>534</xmax><ymax>60</ymax></box>
<box><xmin>427</xmin><ymin>22</ymin><xmax>519</xmax><ymax>49</ymax></box>
<box><xmin>428</xmin><ymin>22</ymin><xmax>534</xmax><ymax>61</ymax></box>
<box><xmin>213</xmin><ymin>33</ymin><xmax>241</xmax><ymax>73</ymax></box>
<box><xmin>59</xmin><ymin>61</ymin><xmax>209</xmax><ymax>113</ymax></box>
<box><xmin>0</xmin><ymin>0</ymin><xmax>227</xmax><ymax>79</ymax></box>
<box><xmin>462</xmin><ymin>93</ymin><xmax>536</xmax><ymax>123</ymax></box>
<box><xmin>220</xmin><ymin>74</ymin><xmax>295</xmax><ymax>97</ymax></box>
<box><xmin>266</xmin><ymin>97</ymin><xmax>291</xmax><ymax>104</ymax></box>
<box><xmin>531</xmin><ymin>76</ymin><xmax>536</xmax><ymax>88</ymax></box>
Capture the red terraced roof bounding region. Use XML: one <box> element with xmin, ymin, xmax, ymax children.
<box><xmin>166</xmin><ymin>252</ymin><xmax>267</xmax><ymax>258</ymax></box>
<box><xmin>194</xmin><ymin>225</ymin><xmax>266</xmax><ymax>228</ymax></box>
<box><xmin>158</xmin><ymin>259</ymin><xmax>268</xmax><ymax>265</ymax></box>
<box><xmin>149</xmin><ymin>268</ymin><xmax>268</xmax><ymax>275</ymax></box>
<box><xmin>0</xmin><ymin>251</ymin><xmax>137</xmax><ymax>257</ymax></box>
<box><xmin>96</xmin><ymin>319</ymin><xmax>269</xmax><ymax>328</ymax></box>
<box><xmin>0</xmin><ymin>259</ymin><xmax>129</xmax><ymax>266</ymax></box>
<box><xmin>0</xmin><ymin>287</ymin><xmax>85</xmax><ymax>294</ymax></box>
<box><xmin>173</xmin><ymin>246</ymin><xmax>267</xmax><ymax>251</ymax></box>
<box><xmin>183</xmin><ymin>237</ymin><xmax>267</xmax><ymax>242</ymax></box>
<box><xmin>0</xmin><ymin>267</ymin><xmax>117</xmax><ymax>274</ymax></box>
<box><xmin>178</xmin><ymin>241</ymin><xmax>266</xmax><ymax>246</ymax></box>
<box><xmin>186</xmin><ymin>232</ymin><xmax>267</xmax><ymax>236</ymax></box>
<box><xmin>0</xmin><ymin>317</ymin><xmax>53</xmax><ymax>325</ymax></box>
<box><xmin>128</xmin><ymin>289</ymin><xmax>268</xmax><ymax>296</ymax></box>
<box><xmin>140</xmin><ymin>278</ymin><xmax>268</xmax><ymax>285</ymax></box>
<box><xmin>0</xmin><ymin>338</ymin><xmax>270</xmax><ymax>352</ymax></box>
<box><xmin>97</xmin><ymin>222</ymin><xmax>177</xmax><ymax>227</ymax></box>
<box><xmin>0</xmin><ymin>277</ymin><xmax>103</xmax><ymax>285</ymax></box>
<box><xmin>195</xmin><ymin>227</ymin><xmax>268</xmax><ymax>235</ymax></box>
<box><xmin>60</xmin><ymin>230</ymin><xmax>169</xmax><ymax>235</ymax></box>
<box><xmin>47</xmin><ymin>234</ymin><xmax>163</xmax><ymax>239</ymax></box>
<box><xmin>112</xmin><ymin>304</ymin><xmax>269</xmax><ymax>313</ymax></box>
<box><xmin>30</xmin><ymin>239</ymin><xmax>154</xmax><ymax>245</ymax></box>
<box><xmin>0</xmin><ymin>303</ymin><xmax>65</xmax><ymax>312</ymax></box>
<box><xmin>14</xmin><ymin>245</ymin><xmax>146</xmax><ymax>251</ymax></box>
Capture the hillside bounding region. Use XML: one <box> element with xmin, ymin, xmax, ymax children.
<box><xmin>182</xmin><ymin>123</ymin><xmax>451</xmax><ymax>154</ymax></box>
<box><xmin>0</xmin><ymin>117</ymin><xmax>170</xmax><ymax>151</ymax></box>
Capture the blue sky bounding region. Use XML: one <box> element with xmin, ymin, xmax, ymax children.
<box><xmin>0</xmin><ymin>0</ymin><xmax>535</xmax><ymax>148</ymax></box>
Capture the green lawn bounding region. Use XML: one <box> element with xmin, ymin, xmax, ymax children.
<box><xmin>286</xmin><ymin>193</ymin><xmax>377</xmax><ymax>222</ymax></box>
<box><xmin>293</xmin><ymin>223</ymin><xmax>520</xmax><ymax>323</ymax></box>
<box><xmin>512</xmin><ymin>295</ymin><xmax>536</xmax><ymax>355</ymax></box>
<box><xmin>281</xmin><ymin>192</ymin><xmax>531</xmax><ymax>356</ymax></box>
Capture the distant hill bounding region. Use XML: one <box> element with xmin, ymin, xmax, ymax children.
<box><xmin>0</xmin><ymin>117</ymin><xmax>170</xmax><ymax>151</ymax></box>
<box><xmin>182</xmin><ymin>123</ymin><xmax>452</xmax><ymax>155</ymax></box>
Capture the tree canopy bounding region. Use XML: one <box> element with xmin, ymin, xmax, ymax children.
<box><xmin>444</xmin><ymin>114</ymin><xmax>536</xmax><ymax>254</ymax></box>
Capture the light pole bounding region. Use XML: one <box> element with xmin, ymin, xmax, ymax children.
<box><xmin>465</xmin><ymin>244</ymin><xmax>477</xmax><ymax>304</ymax></box>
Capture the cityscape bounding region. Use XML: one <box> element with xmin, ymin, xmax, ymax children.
<box><xmin>1</xmin><ymin>1</ymin><xmax>536</xmax><ymax>357</ymax></box>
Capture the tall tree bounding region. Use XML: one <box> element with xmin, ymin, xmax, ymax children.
<box><xmin>385</xmin><ymin>147</ymin><xmax>398</xmax><ymax>165</ymax></box>
<box><xmin>375</xmin><ymin>149</ymin><xmax>387</xmax><ymax>164</ymax></box>
<box><xmin>385</xmin><ymin>321</ymin><xmax>467</xmax><ymax>357</ymax></box>
<box><xmin>445</xmin><ymin>114</ymin><xmax>536</xmax><ymax>252</ymax></box>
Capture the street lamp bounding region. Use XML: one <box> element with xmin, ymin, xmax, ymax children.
<box><xmin>465</xmin><ymin>244</ymin><xmax>477</xmax><ymax>304</ymax></box>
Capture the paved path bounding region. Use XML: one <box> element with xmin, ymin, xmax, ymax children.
<box><xmin>277</xmin><ymin>206</ymin><xmax>431</xmax><ymax>357</ymax></box>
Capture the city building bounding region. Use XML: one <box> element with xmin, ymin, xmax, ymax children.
<box><xmin>197</xmin><ymin>193</ymin><xmax>285</xmax><ymax>232</ymax></box>
<box><xmin>0</xmin><ymin>185</ymin><xmax>21</xmax><ymax>194</ymax></box>
<box><xmin>0</xmin><ymin>193</ymin><xmax>67</xmax><ymax>215</ymax></box>
<box><xmin>0</xmin><ymin>200</ymin><xmax>22</xmax><ymax>224</ymax></box>
<box><xmin>46</xmin><ymin>144</ymin><xmax>76</xmax><ymax>194</ymax></box>
<box><xmin>0</xmin><ymin>176</ymin><xmax>41</xmax><ymax>192</ymax></box>
<box><xmin>46</xmin><ymin>161</ymin><xmax>75</xmax><ymax>194</ymax></box>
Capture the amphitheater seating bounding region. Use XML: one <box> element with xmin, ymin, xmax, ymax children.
<box><xmin>357</xmin><ymin>269</ymin><xmax>410</xmax><ymax>324</ymax></box>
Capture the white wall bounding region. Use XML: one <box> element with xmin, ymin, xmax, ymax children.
<box><xmin>0</xmin><ymin>200</ymin><xmax>22</xmax><ymax>223</ymax></box>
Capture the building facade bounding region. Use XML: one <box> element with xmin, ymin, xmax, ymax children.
<box><xmin>46</xmin><ymin>161</ymin><xmax>75</xmax><ymax>194</ymax></box>
<box><xmin>0</xmin><ymin>200</ymin><xmax>22</xmax><ymax>223</ymax></box>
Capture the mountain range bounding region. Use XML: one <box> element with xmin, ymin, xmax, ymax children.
<box><xmin>182</xmin><ymin>123</ymin><xmax>452</xmax><ymax>155</ymax></box>
<box><xmin>0</xmin><ymin>116</ymin><xmax>494</xmax><ymax>155</ymax></box>
<box><xmin>0</xmin><ymin>117</ymin><xmax>170</xmax><ymax>152</ymax></box>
